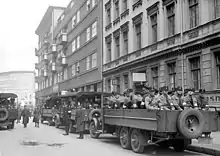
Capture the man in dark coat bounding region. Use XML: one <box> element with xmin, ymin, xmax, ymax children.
<box><xmin>63</xmin><ymin>106</ymin><xmax>72</xmax><ymax>135</ymax></box>
<box><xmin>76</xmin><ymin>105</ymin><xmax>86</xmax><ymax>139</ymax></box>
<box><xmin>21</xmin><ymin>105</ymin><xmax>31</xmax><ymax>128</ymax></box>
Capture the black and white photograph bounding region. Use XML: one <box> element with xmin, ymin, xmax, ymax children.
<box><xmin>0</xmin><ymin>0</ymin><xmax>220</xmax><ymax>155</ymax></box>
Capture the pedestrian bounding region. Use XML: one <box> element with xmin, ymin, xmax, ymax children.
<box><xmin>76</xmin><ymin>103</ymin><xmax>85</xmax><ymax>139</ymax></box>
<box><xmin>17</xmin><ymin>106</ymin><xmax>22</xmax><ymax>124</ymax></box>
<box><xmin>21</xmin><ymin>105</ymin><xmax>31</xmax><ymax>128</ymax></box>
<box><xmin>63</xmin><ymin>105</ymin><xmax>71</xmax><ymax>135</ymax></box>
<box><xmin>33</xmin><ymin>106</ymin><xmax>41</xmax><ymax>128</ymax></box>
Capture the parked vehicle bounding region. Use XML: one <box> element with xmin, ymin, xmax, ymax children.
<box><xmin>0</xmin><ymin>93</ymin><xmax>18</xmax><ymax>129</ymax></box>
<box><xmin>89</xmin><ymin>97</ymin><xmax>220</xmax><ymax>153</ymax></box>
<box><xmin>41</xmin><ymin>96</ymin><xmax>61</xmax><ymax>126</ymax></box>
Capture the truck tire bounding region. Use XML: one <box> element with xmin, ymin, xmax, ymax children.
<box><xmin>0</xmin><ymin>108</ymin><xmax>9</xmax><ymax>122</ymax></box>
<box><xmin>89</xmin><ymin>118</ymin><xmax>100</xmax><ymax>139</ymax></box>
<box><xmin>130</xmin><ymin>129</ymin><xmax>145</xmax><ymax>153</ymax></box>
<box><xmin>177</xmin><ymin>108</ymin><xmax>204</xmax><ymax>139</ymax></box>
<box><xmin>119</xmin><ymin>127</ymin><xmax>131</xmax><ymax>149</ymax></box>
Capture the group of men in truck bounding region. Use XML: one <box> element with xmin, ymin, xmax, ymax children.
<box><xmin>107</xmin><ymin>85</ymin><xmax>209</xmax><ymax>110</ymax></box>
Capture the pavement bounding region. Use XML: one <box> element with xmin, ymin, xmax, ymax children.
<box><xmin>187</xmin><ymin>132</ymin><xmax>220</xmax><ymax>156</ymax></box>
<box><xmin>0</xmin><ymin>121</ymin><xmax>210</xmax><ymax>156</ymax></box>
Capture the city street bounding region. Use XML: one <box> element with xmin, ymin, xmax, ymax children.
<box><xmin>0</xmin><ymin>121</ymin><xmax>211</xmax><ymax>156</ymax></box>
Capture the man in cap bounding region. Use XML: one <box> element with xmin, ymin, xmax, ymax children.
<box><xmin>183</xmin><ymin>88</ymin><xmax>198</xmax><ymax>109</ymax></box>
<box><xmin>158</xmin><ymin>86</ymin><xmax>174</xmax><ymax>110</ymax></box>
<box><xmin>197</xmin><ymin>89</ymin><xmax>208</xmax><ymax>109</ymax></box>
<box><xmin>76</xmin><ymin>103</ymin><xmax>86</xmax><ymax>139</ymax></box>
<box><xmin>63</xmin><ymin>104</ymin><xmax>72</xmax><ymax>135</ymax></box>
<box><xmin>143</xmin><ymin>87</ymin><xmax>159</xmax><ymax>110</ymax></box>
<box><xmin>171</xmin><ymin>86</ymin><xmax>184</xmax><ymax>110</ymax></box>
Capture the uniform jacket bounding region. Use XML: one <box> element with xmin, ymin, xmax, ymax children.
<box><xmin>196</xmin><ymin>94</ymin><xmax>208</xmax><ymax>108</ymax></box>
<box><xmin>183</xmin><ymin>95</ymin><xmax>198</xmax><ymax>108</ymax></box>
<box><xmin>76</xmin><ymin>109</ymin><xmax>86</xmax><ymax>132</ymax></box>
<box><xmin>172</xmin><ymin>94</ymin><xmax>185</xmax><ymax>107</ymax></box>
<box><xmin>158</xmin><ymin>94</ymin><xmax>172</xmax><ymax>108</ymax></box>
<box><xmin>33</xmin><ymin>108</ymin><xmax>41</xmax><ymax>123</ymax></box>
<box><xmin>21</xmin><ymin>109</ymin><xmax>30</xmax><ymax>124</ymax></box>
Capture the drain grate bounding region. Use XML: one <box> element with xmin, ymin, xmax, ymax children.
<box><xmin>20</xmin><ymin>140</ymin><xmax>66</xmax><ymax>148</ymax></box>
<box><xmin>46</xmin><ymin>143</ymin><xmax>65</xmax><ymax>147</ymax></box>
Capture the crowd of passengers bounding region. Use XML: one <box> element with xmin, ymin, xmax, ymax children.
<box><xmin>105</xmin><ymin>85</ymin><xmax>209</xmax><ymax>110</ymax></box>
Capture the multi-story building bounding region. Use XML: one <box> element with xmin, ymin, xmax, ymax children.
<box><xmin>35</xmin><ymin>6</ymin><xmax>65</xmax><ymax>104</ymax></box>
<box><xmin>102</xmin><ymin>0</ymin><xmax>220</xmax><ymax>105</ymax></box>
<box><xmin>35</xmin><ymin>0</ymin><xmax>103</xmax><ymax>104</ymax></box>
<box><xmin>53</xmin><ymin>0</ymin><xmax>103</xmax><ymax>92</ymax></box>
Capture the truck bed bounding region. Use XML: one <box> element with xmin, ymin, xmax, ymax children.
<box><xmin>103</xmin><ymin>109</ymin><xmax>219</xmax><ymax>133</ymax></box>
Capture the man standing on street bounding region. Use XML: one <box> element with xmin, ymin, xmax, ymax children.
<box><xmin>21</xmin><ymin>105</ymin><xmax>31</xmax><ymax>128</ymax></box>
<box><xmin>63</xmin><ymin>104</ymin><xmax>71</xmax><ymax>135</ymax></box>
<box><xmin>76</xmin><ymin>103</ymin><xmax>85</xmax><ymax>139</ymax></box>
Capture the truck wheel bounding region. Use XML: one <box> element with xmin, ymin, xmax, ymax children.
<box><xmin>119</xmin><ymin>127</ymin><xmax>131</xmax><ymax>149</ymax></box>
<box><xmin>172</xmin><ymin>139</ymin><xmax>190</xmax><ymax>152</ymax></box>
<box><xmin>89</xmin><ymin>120</ymin><xmax>100</xmax><ymax>139</ymax></box>
<box><xmin>0</xmin><ymin>108</ymin><xmax>9</xmax><ymax>122</ymax></box>
<box><xmin>177</xmin><ymin>108</ymin><xmax>204</xmax><ymax>139</ymax></box>
<box><xmin>130</xmin><ymin>129</ymin><xmax>145</xmax><ymax>153</ymax></box>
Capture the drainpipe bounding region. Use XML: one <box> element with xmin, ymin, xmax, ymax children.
<box><xmin>180</xmin><ymin>0</ymin><xmax>184</xmax><ymax>92</ymax></box>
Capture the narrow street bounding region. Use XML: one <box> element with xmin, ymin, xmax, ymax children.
<box><xmin>0</xmin><ymin>121</ymin><xmax>210</xmax><ymax>156</ymax></box>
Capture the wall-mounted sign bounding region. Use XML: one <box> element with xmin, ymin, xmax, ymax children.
<box><xmin>132</xmin><ymin>73</ymin><xmax>146</xmax><ymax>82</ymax></box>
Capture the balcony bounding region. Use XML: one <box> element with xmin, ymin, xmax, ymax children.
<box><xmin>58</xmin><ymin>32</ymin><xmax>67</xmax><ymax>45</ymax></box>
<box><xmin>51</xmin><ymin>44</ymin><xmax>57</xmax><ymax>53</ymax></box>
<box><xmin>35</xmin><ymin>63</ymin><xmax>40</xmax><ymax>69</ymax></box>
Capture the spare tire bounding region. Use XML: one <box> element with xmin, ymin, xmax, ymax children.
<box><xmin>89</xmin><ymin>109</ymin><xmax>101</xmax><ymax>121</ymax></box>
<box><xmin>177</xmin><ymin>108</ymin><xmax>205</xmax><ymax>139</ymax></box>
<box><xmin>0</xmin><ymin>108</ymin><xmax>9</xmax><ymax>122</ymax></box>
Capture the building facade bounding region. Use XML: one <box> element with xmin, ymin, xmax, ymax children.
<box><xmin>35</xmin><ymin>6</ymin><xmax>65</xmax><ymax>103</ymax></box>
<box><xmin>0</xmin><ymin>71</ymin><xmax>35</xmax><ymax>107</ymax></box>
<box><xmin>35</xmin><ymin>0</ymin><xmax>103</xmax><ymax>104</ymax></box>
<box><xmin>102</xmin><ymin>0</ymin><xmax>220</xmax><ymax>105</ymax></box>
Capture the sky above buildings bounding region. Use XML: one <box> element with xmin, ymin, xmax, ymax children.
<box><xmin>0</xmin><ymin>0</ymin><xmax>70</xmax><ymax>73</ymax></box>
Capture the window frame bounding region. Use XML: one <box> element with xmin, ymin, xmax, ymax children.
<box><xmin>167</xmin><ymin>3</ymin><xmax>175</xmax><ymax>37</ymax></box>
<box><xmin>167</xmin><ymin>62</ymin><xmax>176</xmax><ymax>89</ymax></box>
<box><xmin>189</xmin><ymin>56</ymin><xmax>201</xmax><ymax>90</ymax></box>
<box><xmin>135</xmin><ymin>24</ymin><xmax>142</xmax><ymax>50</ymax></box>
<box><xmin>72</xmin><ymin>64</ymin><xmax>76</xmax><ymax>76</ymax></box>
<box><xmin>106</xmin><ymin>8</ymin><xmax>111</xmax><ymax>25</ymax></box>
<box><xmin>87</xmin><ymin>0</ymin><xmax>91</xmax><ymax>11</ymax></box>
<box><xmin>150</xmin><ymin>13</ymin><xmax>158</xmax><ymax>43</ymax></box>
<box><xmin>92</xmin><ymin>21</ymin><xmax>97</xmax><ymax>38</ymax></box>
<box><xmin>115</xmin><ymin>1</ymin><xmax>120</xmax><ymax>19</ymax></box>
<box><xmin>189</xmin><ymin>0</ymin><xmax>199</xmax><ymax>29</ymax></box>
<box><xmin>77</xmin><ymin>36</ymin><xmax>80</xmax><ymax>49</ymax></box>
<box><xmin>151</xmin><ymin>66</ymin><xmax>159</xmax><ymax>89</ymax></box>
<box><xmin>77</xmin><ymin>11</ymin><xmax>80</xmax><ymax>23</ymax></box>
<box><xmin>123</xmin><ymin>31</ymin><xmax>128</xmax><ymax>55</ymax></box>
<box><xmin>72</xmin><ymin>39</ymin><xmax>76</xmax><ymax>52</ymax></box>
<box><xmin>86</xmin><ymin>27</ymin><xmax>91</xmax><ymax>42</ymax></box>
<box><xmin>91</xmin><ymin>53</ymin><xmax>97</xmax><ymax>68</ymax></box>
<box><xmin>216</xmin><ymin>54</ymin><xmax>220</xmax><ymax>88</ymax></box>
<box><xmin>86</xmin><ymin>56</ymin><xmax>91</xmax><ymax>70</ymax></box>
<box><xmin>115</xmin><ymin>36</ymin><xmax>120</xmax><ymax>59</ymax></box>
<box><xmin>106</xmin><ymin>41</ymin><xmax>112</xmax><ymax>62</ymax></box>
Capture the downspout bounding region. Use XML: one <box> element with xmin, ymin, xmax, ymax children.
<box><xmin>180</xmin><ymin>0</ymin><xmax>184</xmax><ymax>92</ymax></box>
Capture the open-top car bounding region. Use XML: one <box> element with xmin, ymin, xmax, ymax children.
<box><xmin>0</xmin><ymin>93</ymin><xmax>18</xmax><ymax>129</ymax></box>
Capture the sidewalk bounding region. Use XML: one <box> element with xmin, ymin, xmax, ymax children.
<box><xmin>187</xmin><ymin>132</ymin><xmax>220</xmax><ymax>156</ymax></box>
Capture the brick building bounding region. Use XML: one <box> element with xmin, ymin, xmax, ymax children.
<box><xmin>102</xmin><ymin>0</ymin><xmax>220</xmax><ymax>106</ymax></box>
<box><xmin>35</xmin><ymin>0</ymin><xmax>103</xmax><ymax>104</ymax></box>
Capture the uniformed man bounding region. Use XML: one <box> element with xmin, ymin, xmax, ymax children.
<box><xmin>63</xmin><ymin>104</ymin><xmax>72</xmax><ymax>135</ymax></box>
<box><xmin>158</xmin><ymin>86</ymin><xmax>174</xmax><ymax>110</ymax></box>
<box><xmin>197</xmin><ymin>89</ymin><xmax>208</xmax><ymax>109</ymax></box>
<box><xmin>171</xmin><ymin>86</ymin><xmax>184</xmax><ymax>110</ymax></box>
<box><xmin>76</xmin><ymin>103</ymin><xmax>86</xmax><ymax>139</ymax></box>
<box><xmin>183</xmin><ymin>88</ymin><xmax>198</xmax><ymax>109</ymax></box>
<box><xmin>143</xmin><ymin>87</ymin><xmax>159</xmax><ymax>110</ymax></box>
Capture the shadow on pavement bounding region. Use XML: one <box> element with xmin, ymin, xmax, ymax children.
<box><xmin>98</xmin><ymin>136</ymin><xmax>207</xmax><ymax>156</ymax></box>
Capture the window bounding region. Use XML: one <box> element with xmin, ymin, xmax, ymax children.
<box><xmin>135</xmin><ymin>24</ymin><xmax>142</xmax><ymax>50</ymax></box>
<box><xmin>116</xmin><ymin>77</ymin><xmax>120</xmax><ymax>93</ymax></box>
<box><xmin>92</xmin><ymin>0</ymin><xmax>96</xmax><ymax>7</ymax></box>
<box><xmin>86</xmin><ymin>56</ymin><xmax>91</xmax><ymax>70</ymax></box>
<box><xmin>190</xmin><ymin>57</ymin><xmax>201</xmax><ymax>90</ymax></box>
<box><xmin>77</xmin><ymin>36</ymin><xmax>80</xmax><ymax>48</ymax></box>
<box><xmin>92</xmin><ymin>53</ymin><xmax>97</xmax><ymax>68</ymax></box>
<box><xmin>72</xmin><ymin>40</ymin><xmax>76</xmax><ymax>52</ymax></box>
<box><xmin>77</xmin><ymin>11</ymin><xmax>80</xmax><ymax>23</ymax></box>
<box><xmin>167</xmin><ymin>62</ymin><xmax>176</xmax><ymax>89</ymax></box>
<box><xmin>167</xmin><ymin>3</ymin><xmax>175</xmax><ymax>37</ymax></box>
<box><xmin>87</xmin><ymin>0</ymin><xmax>91</xmax><ymax>11</ymax></box>
<box><xmin>72</xmin><ymin>15</ymin><xmax>76</xmax><ymax>28</ymax></box>
<box><xmin>115</xmin><ymin>37</ymin><xmax>120</xmax><ymax>59</ymax></box>
<box><xmin>215</xmin><ymin>0</ymin><xmax>220</xmax><ymax>18</ymax></box>
<box><xmin>151</xmin><ymin>67</ymin><xmax>158</xmax><ymax>89</ymax></box>
<box><xmin>115</xmin><ymin>1</ymin><xmax>119</xmax><ymax>19</ymax></box>
<box><xmin>107</xmin><ymin>8</ymin><xmax>111</xmax><ymax>25</ymax></box>
<box><xmin>189</xmin><ymin>0</ymin><xmax>199</xmax><ymax>28</ymax></box>
<box><xmin>72</xmin><ymin>64</ymin><xmax>76</xmax><ymax>76</ymax></box>
<box><xmin>106</xmin><ymin>41</ymin><xmax>112</xmax><ymax>62</ymax></box>
<box><xmin>151</xmin><ymin>13</ymin><xmax>157</xmax><ymax>43</ymax></box>
<box><xmin>123</xmin><ymin>74</ymin><xmax>129</xmax><ymax>90</ymax></box>
<box><xmin>216</xmin><ymin>54</ymin><xmax>220</xmax><ymax>88</ymax></box>
<box><xmin>64</xmin><ymin>68</ymin><xmax>68</xmax><ymax>80</ymax></box>
<box><xmin>107</xmin><ymin>79</ymin><xmax>111</xmax><ymax>92</ymax></box>
<box><xmin>92</xmin><ymin>21</ymin><xmax>97</xmax><ymax>37</ymax></box>
<box><xmin>86</xmin><ymin>27</ymin><xmax>91</xmax><ymax>41</ymax></box>
<box><xmin>123</xmin><ymin>31</ymin><xmax>128</xmax><ymax>55</ymax></box>
<box><xmin>123</xmin><ymin>0</ymin><xmax>128</xmax><ymax>11</ymax></box>
<box><xmin>76</xmin><ymin>62</ymin><xmax>80</xmax><ymax>73</ymax></box>
<box><xmin>70</xmin><ymin>1</ymin><xmax>75</xmax><ymax>8</ymax></box>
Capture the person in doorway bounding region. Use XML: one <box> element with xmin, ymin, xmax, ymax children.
<box><xmin>33</xmin><ymin>106</ymin><xmax>41</xmax><ymax>128</ymax></box>
<box><xmin>76</xmin><ymin>103</ymin><xmax>85</xmax><ymax>139</ymax></box>
<box><xmin>21</xmin><ymin>105</ymin><xmax>31</xmax><ymax>128</ymax></box>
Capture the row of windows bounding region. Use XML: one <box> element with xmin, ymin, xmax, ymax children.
<box><xmin>72</xmin><ymin>21</ymin><xmax>97</xmax><ymax>53</ymax></box>
<box><xmin>105</xmin><ymin>53</ymin><xmax>220</xmax><ymax>93</ymax></box>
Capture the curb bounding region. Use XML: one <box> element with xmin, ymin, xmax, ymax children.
<box><xmin>187</xmin><ymin>145</ymin><xmax>220</xmax><ymax>156</ymax></box>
